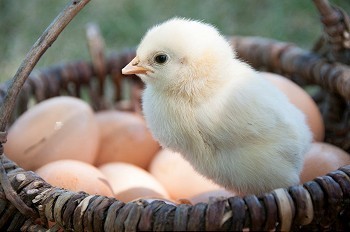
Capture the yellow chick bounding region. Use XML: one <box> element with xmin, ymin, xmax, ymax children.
<box><xmin>122</xmin><ymin>18</ymin><xmax>312</xmax><ymax>195</ymax></box>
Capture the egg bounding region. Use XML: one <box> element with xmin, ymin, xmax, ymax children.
<box><xmin>149</xmin><ymin>149</ymin><xmax>223</xmax><ymax>200</ymax></box>
<box><xmin>115</xmin><ymin>100</ymin><xmax>133</xmax><ymax>112</ymax></box>
<box><xmin>98</xmin><ymin>162</ymin><xmax>169</xmax><ymax>202</ymax></box>
<box><xmin>94</xmin><ymin>110</ymin><xmax>160</xmax><ymax>169</ymax></box>
<box><xmin>189</xmin><ymin>189</ymin><xmax>236</xmax><ymax>204</ymax></box>
<box><xmin>4</xmin><ymin>96</ymin><xmax>99</xmax><ymax>170</ymax></box>
<box><xmin>300</xmin><ymin>142</ymin><xmax>350</xmax><ymax>183</ymax></box>
<box><xmin>260</xmin><ymin>72</ymin><xmax>325</xmax><ymax>142</ymax></box>
<box><xmin>35</xmin><ymin>159</ymin><xmax>114</xmax><ymax>197</ymax></box>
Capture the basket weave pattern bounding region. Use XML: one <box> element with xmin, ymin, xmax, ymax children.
<box><xmin>0</xmin><ymin>0</ymin><xmax>349</xmax><ymax>231</ymax></box>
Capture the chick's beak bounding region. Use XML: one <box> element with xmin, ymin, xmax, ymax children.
<box><xmin>122</xmin><ymin>57</ymin><xmax>150</xmax><ymax>75</ymax></box>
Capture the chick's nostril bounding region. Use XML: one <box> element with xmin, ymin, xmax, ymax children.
<box><xmin>131</xmin><ymin>58</ymin><xmax>140</xmax><ymax>66</ymax></box>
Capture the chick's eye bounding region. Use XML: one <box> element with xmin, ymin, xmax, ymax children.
<box><xmin>154</xmin><ymin>54</ymin><xmax>168</xmax><ymax>64</ymax></box>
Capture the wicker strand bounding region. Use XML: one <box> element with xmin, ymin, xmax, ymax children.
<box><xmin>243</xmin><ymin>195</ymin><xmax>263</xmax><ymax>230</ymax></box>
<box><xmin>288</xmin><ymin>185</ymin><xmax>314</xmax><ymax>227</ymax></box>
<box><xmin>0</xmin><ymin>204</ymin><xmax>17</xmax><ymax>229</ymax></box>
<box><xmin>7</xmin><ymin>211</ymin><xmax>28</xmax><ymax>231</ymax></box>
<box><xmin>206</xmin><ymin>197</ymin><xmax>228</xmax><ymax>230</ymax></box>
<box><xmin>227</xmin><ymin>196</ymin><xmax>246</xmax><ymax>230</ymax></box>
<box><xmin>272</xmin><ymin>188</ymin><xmax>295</xmax><ymax>231</ymax></box>
<box><xmin>0</xmin><ymin>155</ymin><xmax>38</xmax><ymax>220</ymax></box>
<box><xmin>20</xmin><ymin>218</ymin><xmax>48</xmax><ymax>232</ymax></box>
<box><xmin>0</xmin><ymin>132</ymin><xmax>7</xmax><ymax>156</ymax></box>
<box><xmin>103</xmin><ymin>200</ymin><xmax>124</xmax><ymax>231</ymax></box>
<box><xmin>260</xmin><ymin>193</ymin><xmax>278</xmax><ymax>230</ymax></box>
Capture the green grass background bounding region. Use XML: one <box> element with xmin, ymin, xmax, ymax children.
<box><xmin>0</xmin><ymin>0</ymin><xmax>349</xmax><ymax>82</ymax></box>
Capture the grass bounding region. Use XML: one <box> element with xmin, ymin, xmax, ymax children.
<box><xmin>0</xmin><ymin>0</ymin><xmax>349</xmax><ymax>82</ymax></box>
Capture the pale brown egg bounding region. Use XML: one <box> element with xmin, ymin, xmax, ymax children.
<box><xmin>98</xmin><ymin>162</ymin><xmax>169</xmax><ymax>202</ymax></box>
<box><xmin>188</xmin><ymin>189</ymin><xmax>236</xmax><ymax>204</ymax></box>
<box><xmin>94</xmin><ymin>110</ymin><xmax>160</xmax><ymax>169</ymax></box>
<box><xmin>4</xmin><ymin>96</ymin><xmax>99</xmax><ymax>170</ymax></box>
<box><xmin>300</xmin><ymin>142</ymin><xmax>350</xmax><ymax>183</ymax></box>
<box><xmin>260</xmin><ymin>72</ymin><xmax>325</xmax><ymax>142</ymax></box>
<box><xmin>149</xmin><ymin>149</ymin><xmax>224</xmax><ymax>200</ymax></box>
<box><xmin>35</xmin><ymin>159</ymin><xmax>114</xmax><ymax>197</ymax></box>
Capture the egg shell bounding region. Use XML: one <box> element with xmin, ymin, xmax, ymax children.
<box><xmin>260</xmin><ymin>72</ymin><xmax>325</xmax><ymax>142</ymax></box>
<box><xmin>188</xmin><ymin>189</ymin><xmax>236</xmax><ymax>204</ymax></box>
<box><xmin>4</xmin><ymin>96</ymin><xmax>99</xmax><ymax>170</ymax></box>
<box><xmin>98</xmin><ymin>162</ymin><xmax>169</xmax><ymax>202</ymax></box>
<box><xmin>149</xmin><ymin>149</ymin><xmax>223</xmax><ymax>200</ymax></box>
<box><xmin>94</xmin><ymin>110</ymin><xmax>160</xmax><ymax>169</ymax></box>
<box><xmin>35</xmin><ymin>159</ymin><xmax>114</xmax><ymax>197</ymax></box>
<box><xmin>300</xmin><ymin>142</ymin><xmax>350</xmax><ymax>183</ymax></box>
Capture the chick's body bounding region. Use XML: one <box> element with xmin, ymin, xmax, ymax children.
<box><xmin>122</xmin><ymin>18</ymin><xmax>312</xmax><ymax>195</ymax></box>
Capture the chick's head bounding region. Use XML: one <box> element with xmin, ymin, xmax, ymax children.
<box><xmin>122</xmin><ymin>18</ymin><xmax>235</xmax><ymax>96</ymax></box>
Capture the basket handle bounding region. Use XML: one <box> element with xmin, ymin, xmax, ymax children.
<box><xmin>0</xmin><ymin>0</ymin><xmax>91</xmax><ymax>132</ymax></box>
<box><xmin>313</xmin><ymin>0</ymin><xmax>350</xmax><ymax>63</ymax></box>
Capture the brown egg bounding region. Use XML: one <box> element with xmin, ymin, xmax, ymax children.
<box><xmin>149</xmin><ymin>149</ymin><xmax>223</xmax><ymax>200</ymax></box>
<box><xmin>260</xmin><ymin>72</ymin><xmax>325</xmax><ymax>142</ymax></box>
<box><xmin>300</xmin><ymin>142</ymin><xmax>350</xmax><ymax>183</ymax></box>
<box><xmin>35</xmin><ymin>159</ymin><xmax>114</xmax><ymax>197</ymax></box>
<box><xmin>4</xmin><ymin>96</ymin><xmax>99</xmax><ymax>170</ymax></box>
<box><xmin>189</xmin><ymin>189</ymin><xmax>236</xmax><ymax>204</ymax></box>
<box><xmin>99</xmin><ymin>162</ymin><xmax>169</xmax><ymax>202</ymax></box>
<box><xmin>94</xmin><ymin>110</ymin><xmax>160</xmax><ymax>169</ymax></box>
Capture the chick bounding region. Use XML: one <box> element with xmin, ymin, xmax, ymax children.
<box><xmin>122</xmin><ymin>18</ymin><xmax>312</xmax><ymax>195</ymax></box>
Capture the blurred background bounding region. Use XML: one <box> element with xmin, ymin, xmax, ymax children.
<box><xmin>0</xmin><ymin>0</ymin><xmax>349</xmax><ymax>82</ymax></box>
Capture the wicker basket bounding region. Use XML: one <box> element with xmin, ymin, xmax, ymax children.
<box><xmin>0</xmin><ymin>0</ymin><xmax>349</xmax><ymax>231</ymax></box>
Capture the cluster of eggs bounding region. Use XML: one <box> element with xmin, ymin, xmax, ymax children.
<box><xmin>4</xmin><ymin>96</ymin><xmax>228</xmax><ymax>204</ymax></box>
<box><xmin>3</xmin><ymin>72</ymin><xmax>350</xmax><ymax>205</ymax></box>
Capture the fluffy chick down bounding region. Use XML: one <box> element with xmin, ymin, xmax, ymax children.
<box><xmin>122</xmin><ymin>18</ymin><xmax>312</xmax><ymax>195</ymax></box>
